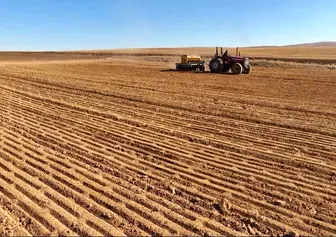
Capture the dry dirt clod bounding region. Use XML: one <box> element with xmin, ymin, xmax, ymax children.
<box><xmin>213</xmin><ymin>198</ymin><xmax>232</xmax><ymax>214</ymax></box>
<box><xmin>309</xmin><ymin>208</ymin><xmax>317</xmax><ymax>216</ymax></box>
<box><xmin>101</xmin><ymin>212</ymin><xmax>112</xmax><ymax>220</ymax></box>
<box><xmin>274</xmin><ymin>199</ymin><xmax>286</xmax><ymax>206</ymax></box>
<box><xmin>146</xmin><ymin>184</ymin><xmax>155</xmax><ymax>191</ymax></box>
<box><xmin>213</xmin><ymin>203</ymin><xmax>224</xmax><ymax>215</ymax></box>
<box><xmin>283</xmin><ymin>231</ymin><xmax>297</xmax><ymax>237</ymax></box>
<box><xmin>190</xmin><ymin>197</ymin><xmax>198</xmax><ymax>203</ymax></box>
<box><xmin>224</xmin><ymin>200</ymin><xmax>231</xmax><ymax>211</ymax></box>
<box><xmin>247</xmin><ymin>224</ymin><xmax>256</xmax><ymax>235</ymax></box>
<box><xmin>0</xmin><ymin>217</ymin><xmax>7</xmax><ymax>225</ymax></box>
<box><xmin>255</xmin><ymin>230</ymin><xmax>263</xmax><ymax>236</ymax></box>
<box><xmin>169</xmin><ymin>185</ymin><xmax>176</xmax><ymax>195</ymax></box>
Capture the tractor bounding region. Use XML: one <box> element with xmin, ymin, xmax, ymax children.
<box><xmin>209</xmin><ymin>47</ymin><xmax>251</xmax><ymax>74</ymax></box>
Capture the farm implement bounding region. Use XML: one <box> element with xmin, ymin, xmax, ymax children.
<box><xmin>175</xmin><ymin>55</ymin><xmax>205</xmax><ymax>72</ymax></box>
<box><xmin>176</xmin><ymin>47</ymin><xmax>251</xmax><ymax>74</ymax></box>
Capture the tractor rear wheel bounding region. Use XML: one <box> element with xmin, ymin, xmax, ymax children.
<box><xmin>231</xmin><ymin>63</ymin><xmax>243</xmax><ymax>74</ymax></box>
<box><xmin>209</xmin><ymin>58</ymin><xmax>223</xmax><ymax>73</ymax></box>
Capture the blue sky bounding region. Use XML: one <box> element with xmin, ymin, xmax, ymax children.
<box><xmin>0</xmin><ymin>0</ymin><xmax>335</xmax><ymax>50</ymax></box>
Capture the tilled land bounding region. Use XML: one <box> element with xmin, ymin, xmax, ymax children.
<box><xmin>0</xmin><ymin>59</ymin><xmax>335</xmax><ymax>236</ymax></box>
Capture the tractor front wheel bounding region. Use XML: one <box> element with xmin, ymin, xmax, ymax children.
<box><xmin>243</xmin><ymin>65</ymin><xmax>251</xmax><ymax>74</ymax></box>
<box><xmin>231</xmin><ymin>63</ymin><xmax>243</xmax><ymax>74</ymax></box>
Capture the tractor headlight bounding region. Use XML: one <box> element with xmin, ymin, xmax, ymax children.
<box><xmin>244</xmin><ymin>58</ymin><xmax>249</xmax><ymax>68</ymax></box>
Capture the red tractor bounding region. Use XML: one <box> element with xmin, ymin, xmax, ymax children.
<box><xmin>209</xmin><ymin>47</ymin><xmax>251</xmax><ymax>74</ymax></box>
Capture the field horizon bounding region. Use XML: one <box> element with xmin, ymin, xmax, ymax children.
<box><xmin>1</xmin><ymin>42</ymin><xmax>336</xmax><ymax>63</ymax></box>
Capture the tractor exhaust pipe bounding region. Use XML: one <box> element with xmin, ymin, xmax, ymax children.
<box><xmin>215</xmin><ymin>47</ymin><xmax>218</xmax><ymax>56</ymax></box>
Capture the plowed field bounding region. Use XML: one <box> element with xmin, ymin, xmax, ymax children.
<box><xmin>0</xmin><ymin>58</ymin><xmax>335</xmax><ymax>236</ymax></box>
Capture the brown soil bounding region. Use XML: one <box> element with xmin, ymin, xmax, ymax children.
<box><xmin>0</xmin><ymin>57</ymin><xmax>335</xmax><ymax>236</ymax></box>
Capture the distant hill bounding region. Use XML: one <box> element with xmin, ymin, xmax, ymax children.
<box><xmin>75</xmin><ymin>44</ymin><xmax>336</xmax><ymax>60</ymax></box>
<box><xmin>1</xmin><ymin>41</ymin><xmax>336</xmax><ymax>61</ymax></box>
<box><xmin>284</xmin><ymin>41</ymin><xmax>336</xmax><ymax>47</ymax></box>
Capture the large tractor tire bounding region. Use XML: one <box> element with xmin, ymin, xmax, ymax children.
<box><xmin>231</xmin><ymin>63</ymin><xmax>243</xmax><ymax>74</ymax></box>
<box><xmin>209</xmin><ymin>58</ymin><xmax>223</xmax><ymax>73</ymax></box>
<box><xmin>222</xmin><ymin>63</ymin><xmax>231</xmax><ymax>73</ymax></box>
<box><xmin>243</xmin><ymin>65</ymin><xmax>251</xmax><ymax>74</ymax></box>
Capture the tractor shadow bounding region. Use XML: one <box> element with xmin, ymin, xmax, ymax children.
<box><xmin>160</xmin><ymin>69</ymin><xmax>176</xmax><ymax>72</ymax></box>
<box><xmin>160</xmin><ymin>69</ymin><xmax>236</xmax><ymax>75</ymax></box>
